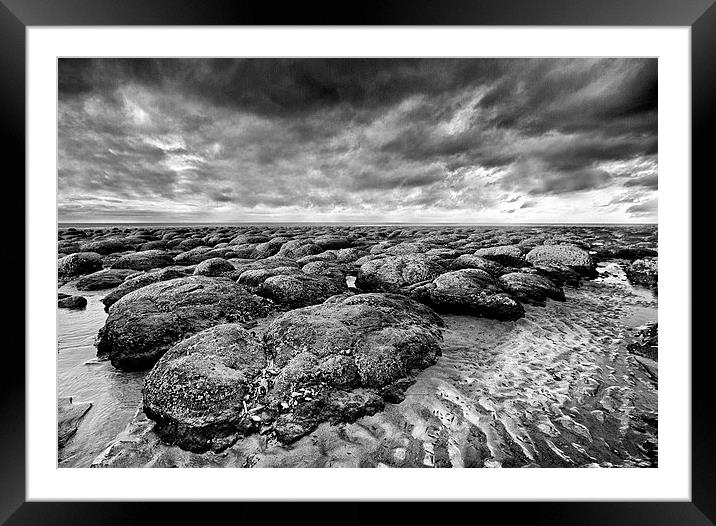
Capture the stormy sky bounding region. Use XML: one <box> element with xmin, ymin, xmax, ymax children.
<box><xmin>58</xmin><ymin>58</ymin><xmax>657</xmax><ymax>223</ymax></box>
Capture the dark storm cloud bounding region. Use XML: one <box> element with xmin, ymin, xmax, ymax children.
<box><xmin>58</xmin><ymin>58</ymin><xmax>657</xmax><ymax>222</ymax></box>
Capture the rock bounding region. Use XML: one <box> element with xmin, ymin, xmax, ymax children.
<box><xmin>276</xmin><ymin>239</ymin><xmax>323</xmax><ymax>259</ymax></box>
<box><xmin>301</xmin><ymin>261</ymin><xmax>346</xmax><ymax>282</ymax></box>
<box><xmin>335</xmin><ymin>247</ymin><xmax>369</xmax><ymax>263</ymax></box>
<box><xmin>229</xmin><ymin>233</ymin><xmax>269</xmax><ymax>245</ymax></box>
<box><xmin>193</xmin><ymin>257</ymin><xmax>236</xmax><ymax>277</ymax></box>
<box><xmin>237</xmin><ymin>267</ymin><xmax>303</xmax><ymax>290</ymax></box>
<box><xmin>58</xmin><ymin>252</ymin><xmax>103</xmax><ymax>280</ymax></box>
<box><xmin>262</xmin><ymin>293</ymin><xmax>444</xmax><ymax>442</ymax></box>
<box><xmin>252</xmin><ymin>239</ymin><xmax>284</xmax><ymax>259</ymax></box>
<box><xmin>498</xmin><ymin>272</ymin><xmax>565</xmax><ymax>305</ymax></box>
<box><xmin>57</xmin><ymin>240</ymin><xmax>81</xmax><ymax>255</ymax></box>
<box><xmin>296</xmin><ymin>252</ymin><xmax>337</xmax><ymax>265</ymax></box>
<box><xmin>176</xmin><ymin>238</ymin><xmax>205</xmax><ymax>251</ymax></box>
<box><xmin>96</xmin><ymin>276</ymin><xmax>273</xmax><ymax>370</ymax></box>
<box><xmin>385</xmin><ymin>242</ymin><xmax>428</xmax><ymax>256</ymax></box>
<box><xmin>79</xmin><ymin>238</ymin><xmax>132</xmax><ymax>255</ymax></box>
<box><xmin>313</xmin><ymin>235</ymin><xmax>354</xmax><ymax>250</ymax></box>
<box><xmin>58</xmin><ymin>397</ymin><xmax>92</xmax><ymax>447</ymax></box>
<box><xmin>139</xmin><ymin>240</ymin><xmax>168</xmax><ymax>251</ymax></box>
<box><xmin>174</xmin><ymin>246</ymin><xmax>236</xmax><ymax>265</ymax></box>
<box><xmin>75</xmin><ymin>269</ymin><xmax>137</xmax><ymax>291</ymax></box>
<box><xmin>625</xmin><ymin>258</ymin><xmax>658</xmax><ymax>288</ymax></box>
<box><xmin>355</xmin><ymin>254</ymin><xmax>446</xmax><ymax>293</ymax></box>
<box><xmin>111</xmin><ymin>250</ymin><xmax>175</xmax><ymax>271</ymax></box>
<box><xmin>474</xmin><ymin>245</ymin><xmax>525</xmax><ymax>267</ymax></box>
<box><xmin>272</xmin><ymin>389</ymin><xmax>385</xmax><ymax>444</ymax></box>
<box><xmin>143</xmin><ymin>324</ymin><xmax>266</xmax><ymax>452</ymax></box>
<box><xmin>528</xmin><ymin>264</ymin><xmax>583</xmax><ymax>287</ymax></box>
<box><xmin>525</xmin><ymin>244</ymin><xmax>597</xmax><ymax>277</ymax></box>
<box><xmin>58</xmin><ymin>295</ymin><xmax>87</xmax><ymax>309</ymax></box>
<box><xmin>256</xmin><ymin>273</ymin><xmax>346</xmax><ymax>308</ymax></box>
<box><xmin>450</xmin><ymin>254</ymin><xmax>505</xmax><ymax>276</ymax></box>
<box><xmin>101</xmin><ymin>268</ymin><xmax>186</xmax><ymax>310</ymax></box>
<box><xmin>593</xmin><ymin>245</ymin><xmax>657</xmax><ymax>261</ymax></box>
<box><xmin>421</xmin><ymin>269</ymin><xmax>525</xmax><ymax>321</ymax></box>
<box><xmin>627</xmin><ymin>323</ymin><xmax>658</xmax><ymax>361</ymax></box>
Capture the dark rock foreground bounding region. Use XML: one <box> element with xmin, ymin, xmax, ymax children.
<box><xmin>143</xmin><ymin>293</ymin><xmax>445</xmax><ymax>451</ymax></box>
<box><xmin>96</xmin><ymin>276</ymin><xmax>273</xmax><ymax>370</ymax></box>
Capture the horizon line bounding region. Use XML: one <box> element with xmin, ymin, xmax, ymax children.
<box><xmin>58</xmin><ymin>220</ymin><xmax>658</xmax><ymax>226</ymax></box>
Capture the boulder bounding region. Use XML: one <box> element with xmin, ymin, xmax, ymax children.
<box><xmin>420</xmin><ymin>269</ymin><xmax>525</xmax><ymax>321</ymax></box>
<box><xmin>143</xmin><ymin>324</ymin><xmax>266</xmax><ymax>452</ymax></box>
<box><xmin>237</xmin><ymin>267</ymin><xmax>303</xmax><ymax>290</ymax></box>
<box><xmin>96</xmin><ymin>276</ymin><xmax>273</xmax><ymax>370</ymax></box>
<box><xmin>101</xmin><ymin>268</ymin><xmax>186</xmax><ymax>310</ymax></box>
<box><xmin>625</xmin><ymin>258</ymin><xmax>658</xmax><ymax>288</ymax></box>
<box><xmin>58</xmin><ymin>295</ymin><xmax>87</xmax><ymax>309</ymax></box>
<box><xmin>75</xmin><ymin>269</ymin><xmax>137</xmax><ymax>291</ymax></box>
<box><xmin>450</xmin><ymin>254</ymin><xmax>505</xmax><ymax>276</ymax></box>
<box><xmin>193</xmin><ymin>257</ymin><xmax>236</xmax><ymax>277</ymax></box>
<box><xmin>174</xmin><ymin>246</ymin><xmax>237</xmax><ymax>265</ymax></box>
<box><xmin>256</xmin><ymin>273</ymin><xmax>346</xmax><ymax>308</ymax></box>
<box><xmin>176</xmin><ymin>238</ymin><xmax>205</xmax><ymax>251</ymax></box>
<box><xmin>252</xmin><ymin>239</ymin><xmax>284</xmax><ymax>259</ymax></box>
<box><xmin>276</xmin><ymin>239</ymin><xmax>323</xmax><ymax>259</ymax></box>
<box><xmin>313</xmin><ymin>235</ymin><xmax>354</xmax><ymax>250</ymax></box>
<box><xmin>111</xmin><ymin>250</ymin><xmax>175</xmax><ymax>271</ymax></box>
<box><xmin>525</xmin><ymin>244</ymin><xmax>597</xmax><ymax>277</ymax></box>
<box><xmin>627</xmin><ymin>323</ymin><xmax>658</xmax><ymax>360</ymax></box>
<box><xmin>355</xmin><ymin>254</ymin><xmax>445</xmax><ymax>293</ymax></box>
<box><xmin>498</xmin><ymin>272</ymin><xmax>565</xmax><ymax>305</ymax></box>
<box><xmin>474</xmin><ymin>245</ymin><xmax>525</xmax><ymax>267</ymax></box>
<box><xmin>79</xmin><ymin>238</ymin><xmax>133</xmax><ymax>255</ymax></box>
<box><xmin>262</xmin><ymin>293</ymin><xmax>444</xmax><ymax>442</ymax></box>
<box><xmin>58</xmin><ymin>252</ymin><xmax>103</xmax><ymax>280</ymax></box>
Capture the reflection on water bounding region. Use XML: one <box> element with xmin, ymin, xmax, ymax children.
<box><xmin>57</xmin><ymin>283</ymin><xmax>146</xmax><ymax>467</ymax></box>
<box><xmin>86</xmin><ymin>261</ymin><xmax>657</xmax><ymax>468</ymax></box>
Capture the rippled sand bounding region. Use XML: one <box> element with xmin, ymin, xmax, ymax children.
<box><xmin>82</xmin><ymin>262</ymin><xmax>657</xmax><ymax>468</ymax></box>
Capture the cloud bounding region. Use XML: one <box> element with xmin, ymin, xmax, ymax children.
<box><xmin>58</xmin><ymin>58</ymin><xmax>657</xmax><ymax>223</ymax></box>
<box><xmin>626</xmin><ymin>198</ymin><xmax>658</xmax><ymax>216</ymax></box>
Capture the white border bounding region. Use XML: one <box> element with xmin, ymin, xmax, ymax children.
<box><xmin>27</xmin><ymin>27</ymin><xmax>691</xmax><ymax>501</ymax></box>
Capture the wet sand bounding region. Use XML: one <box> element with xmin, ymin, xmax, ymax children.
<box><xmin>83</xmin><ymin>261</ymin><xmax>656</xmax><ymax>468</ymax></box>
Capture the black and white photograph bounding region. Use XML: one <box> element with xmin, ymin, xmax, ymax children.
<box><xmin>56</xmin><ymin>57</ymin><xmax>659</xmax><ymax>469</ymax></box>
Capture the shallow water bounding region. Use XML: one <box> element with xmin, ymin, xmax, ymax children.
<box><xmin>57</xmin><ymin>283</ymin><xmax>146</xmax><ymax>467</ymax></box>
<box><xmin>81</xmin><ymin>260</ymin><xmax>658</xmax><ymax>468</ymax></box>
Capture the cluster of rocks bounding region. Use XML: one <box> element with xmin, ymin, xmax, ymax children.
<box><xmin>142</xmin><ymin>293</ymin><xmax>444</xmax><ymax>450</ymax></box>
<box><xmin>57</xmin><ymin>224</ymin><xmax>656</xmax><ymax>453</ymax></box>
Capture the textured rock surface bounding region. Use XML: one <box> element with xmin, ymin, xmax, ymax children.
<box><xmin>96</xmin><ymin>276</ymin><xmax>273</xmax><ymax>370</ymax></box>
<box><xmin>498</xmin><ymin>272</ymin><xmax>566</xmax><ymax>305</ymax></box>
<box><xmin>450</xmin><ymin>254</ymin><xmax>505</xmax><ymax>276</ymax></box>
<box><xmin>256</xmin><ymin>273</ymin><xmax>346</xmax><ymax>308</ymax></box>
<box><xmin>58</xmin><ymin>294</ymin><xmax>87</xmax><ymax>309</ymax></box>
<box><xmin>111</xmin><ymin>250</ymin><xmax>175</xmax><ymax>271</ymax></box>
<box><xmin>143</xmin><ymin>324</ymin><xmax>267</xmax><ymax>452</ymax></box>
<box><xmin>75</xmin><ymin>269</ymin><xmax>137</xmax><ymax>291</ymax></box>
<box><xmin>261</xmin><ymin>293</ymin><xmax>445</xmax><ymax>442</ymax></box>
<box><xmin>58</xmin><ymin>397</ymin><xmax>92</xmax><ymax>447</ymax></box>
<box><xmin>625</xmin><ymin>258</ymin><xmax>658</xmax><ymax>288</ymax></box>
<box><xmin>473</xmin><ymin>245</ymin><xmax>525</xmax><ymax>267</ymax></box>
<box><xmin>420</xmin><ymin>269</ymin><xmax>525</xmax><ymax>321</ymax></box>
<box><xmin>58</xmin><ymin>252</ymin><xmax>103</xmax><ymax>280</ymax></box>
<box><xmin>355</xmin><ymin>254</ymin><xmax>445</xmax><ymax>293</ymax></box>
<box><xmin>101</xmin><ymin>268</ymin><xmax>187</xmax><ymax>310</ymax></box>
<box><xmin>193</xmin><ymin>257</ymin><xmax>236</xmax><ymax>277</ymax></box>
<box><xmin>526</xmin><ymin>244</ymin><xmax>597</xmax><ymax>277</ymax></box>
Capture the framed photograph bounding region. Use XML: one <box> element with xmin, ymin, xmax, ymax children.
<box><xmin>8</xmin><ymin>0</ymin><xmax>712</xmax><ymax>522</ymax></box>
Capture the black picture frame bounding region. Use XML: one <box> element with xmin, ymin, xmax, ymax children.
<box><xmin>5</xmin><ymin>0</ymin><xmax>712</xmax><ymax>523</ymax></box>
